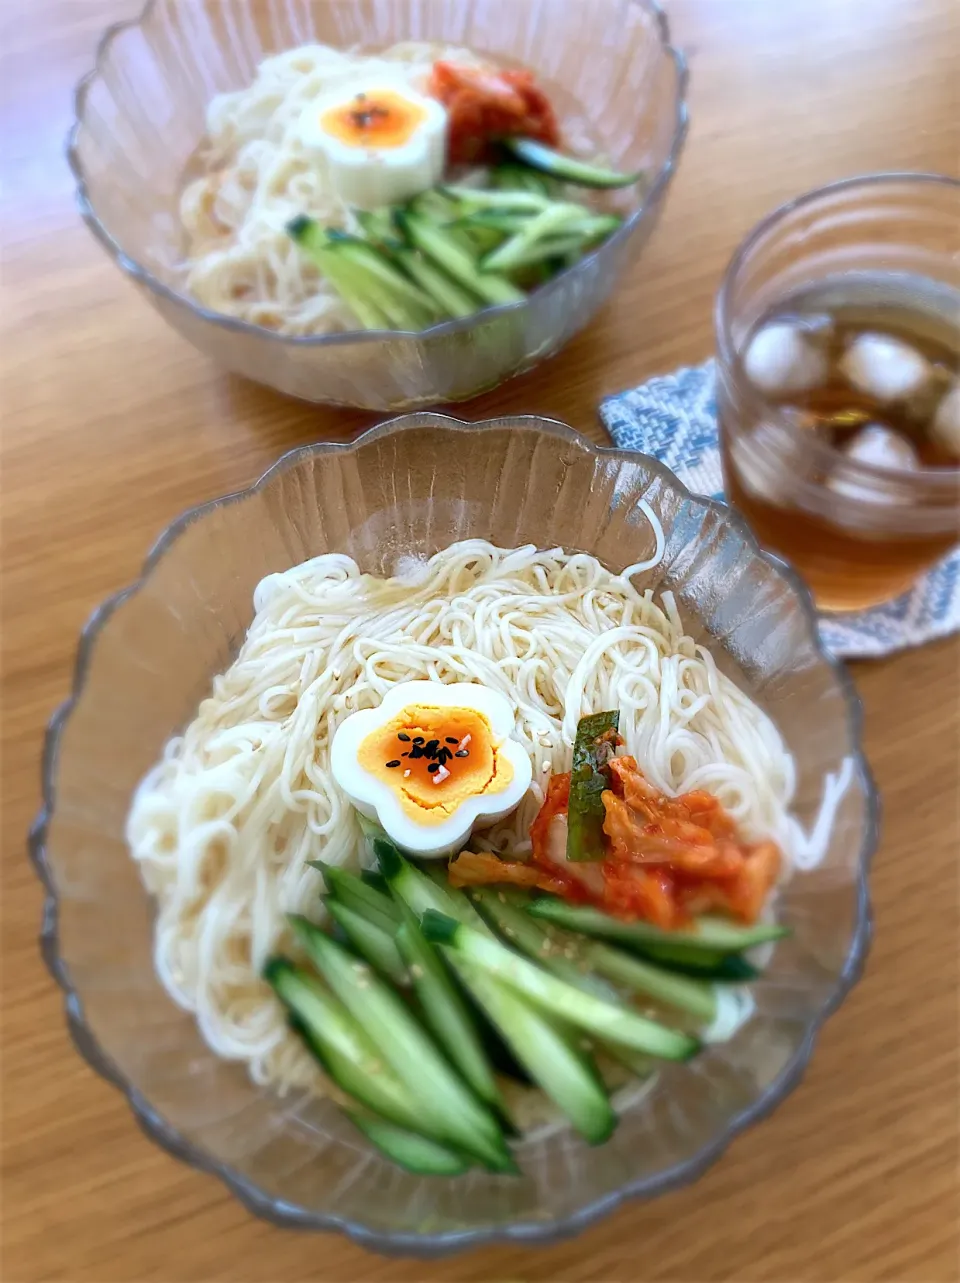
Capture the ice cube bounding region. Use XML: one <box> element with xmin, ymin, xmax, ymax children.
<box><xmin>743</xmin><ymin>323</ymin><xmax>828</xmax><ymax>395</ymax></box>
<box><xmin>931</xmin><ymin>383</ymin><xmax>960</xmax><ymax>459</ymax></box>
<box><xmin>731</xmin><ymin>419</ymin><xmax>810</xmax><ymax>504</ymax></box>
<box><xmin>839</xmin><ymin>332</ymin><xmax>932</xmax><ymax>403</ymax></box>
<box><xmin>826</xmin><ymin>425</ymin><xmax>919</xmax><ymax>506</ymax></box>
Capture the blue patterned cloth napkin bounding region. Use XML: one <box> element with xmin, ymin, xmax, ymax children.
<box><xmin>600</xmin><ymin>360</ymin><xmax>960</xmax><ymax>659</ymax></box>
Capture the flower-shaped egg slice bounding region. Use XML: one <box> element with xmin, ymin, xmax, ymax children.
<box><xmin>330</xmin><ymin>681</ymin><xmax>532</xmax><ymax>858</ymax></box>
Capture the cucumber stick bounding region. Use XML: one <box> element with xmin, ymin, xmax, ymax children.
<box><xmin>421</xmin><ymin>911</ymin><xmax>699</xmax><ymax>1062</ymax></box>
<box><xmin>392</xmin><ymin>247</ymin><xmax>480</xmax><ymax>318</ymax></box>
<box><xmin>454</xmin><ymin>956</ymin><xmax>616</xmax><ymax>1145</ymax></box>
<box><xmin>397</xmin><ymin>211</ymin><xmax>524</xmax><ymax>306</ymax></box>
<box><xmin>480</xmin><ymin>203</ymin><xmax>592</xmax><ymax>274</ymax></box>
<box><xmin>307</xmin><ymin>859</ymin><xmax>399</xmax><ymax>930</ymax></box>
<box><xmin>476</xmin><ymin>887</ymin><xmax>717</xmax><ymax>1020</ymax></box>
<box><xmin>586</xmin><ymin>943</ymin><xmax>717</xmax><ymax>1023</ymax></box>
<box><xmin>468</xmin><ymin>887</ymin><xmax>619</xmax><ymax>1001</ymax></box>
<box><xmin>394</xmin><ymin>910</ymin><xmax>503</xmax><ymax>1113</ymax></box>
<box><xmin>347</xmin><ymin>1113</ymin><xmax>470</xmax><ymax>1175</ymax></box>
<box><xmin>323</xmin><ymin>897</ymin><xmax>408</xmax><ymax>987</ymax></box>
<box><xmin>636</xmin><ymin>943</ymin><xmax>760</xmax><ymax>983</ymax></box>
<box><xmin>375</xmin><ymin>838</ymin><xmax>489</xmax><ymax>930</ymax></box>
<box><xmin>527</xmin><ymin>900</ymin><xmax>788</xmax><ymax>953</ymax></box>
<box><xmin>288</xmin><ymin>915</ymin><xmax>514</xmax><ymax>1172</ymax></box>
<box><xmin>264</xmin><ymin>958</ymin><xmax>421</xmax><ymax>1133</ymax></box>
<box><xmin>504</xmin><ymin>138</ymin><xmax>644</xmax><ymax>189</ymax></box>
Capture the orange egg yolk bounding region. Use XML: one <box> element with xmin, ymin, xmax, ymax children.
<box><xmin>357</xmin><ymin>704</ymin><xmax>514</xmax><ymax>824</ymax></box>
<box><xmin>319</xmin><ymin>91</ymin><xmax>427</xmax><ymax>149</ymax></box>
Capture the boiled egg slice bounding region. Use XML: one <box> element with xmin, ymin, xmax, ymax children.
<box><xmin>331</xmin><ymin>681</ymin><xmax>532</xmax><ymax>859</ymax></box>
<box><xmin>298</xmin><ymin>81</ymin><xmax>447</xmax><ymax>210</ymax></box>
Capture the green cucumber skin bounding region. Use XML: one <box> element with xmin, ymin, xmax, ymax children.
<box><xmin>288</xmin><ymin>915</ymin><xmax>515</xmax><ymax>1173</ymax></box>
<box><xmin>455</xmin><ymin>957</ymin><xmax>617</xmax><ymax>1146</ymax></box>
<box><xmin>505</xmin><ymin>138</ymin><xmax>644</xmax><ymax>189</ymax></box>
<box><xmin>347</xmin><ymin>1113</ymin><xmax>471</xmax><ymax>1176</ymax></box>
<box><xmin>394</xmin><ymin>911</ymin><xmax>503</xmax><ymax>1114</ymax></box>
<box><xmin>264</xmin><ymin>958</ymin><xmax>422</xmax><ymax>1132</ymax></box>
<box><xmin>422</xmin><ymin>911</ymin><xmax>699</xmax><ymax>1062</ymax></box>
<box><xmin>323</xmin><ymin>897</ymin><xmax>408</xmax><ymax>987</ymax></box>
<box><xmin>528</xmin><ymin>899</ymin><xmax>788</xmax><ymax>954</ymax></box>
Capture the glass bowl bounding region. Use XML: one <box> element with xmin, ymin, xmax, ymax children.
<box><xmin>31</xmin><ymin>414</ymin><xmax>876</xmax><ymax>1255</ymax></box>
<box><xmin>67</xmin><ymin>0</ymin><xmax>688</xmax><ymax>409</ymax></box>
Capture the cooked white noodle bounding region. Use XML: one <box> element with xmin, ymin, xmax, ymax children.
<box><xmin>180</xmin><ymin>41</ymin><xmax>488</xmax><ymax>334</ymax></box>
<box><xmin>127</xmin><ymin>540</ymin><xmax>839</xmax><ymax>1095</ymax></box>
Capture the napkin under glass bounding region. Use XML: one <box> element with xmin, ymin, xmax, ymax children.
<box><xmin>600</xmin><ymin>360</ymin><xmax>960</xmax><ymax>659</ymax></box>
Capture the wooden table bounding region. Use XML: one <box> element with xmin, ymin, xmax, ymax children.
<box><xmin>3</xmin><ymin>1</ymin><xmax>958</xmax><ymax>1279</ymax></box>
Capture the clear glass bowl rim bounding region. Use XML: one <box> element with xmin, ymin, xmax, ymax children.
<box><xmin>28</xmin><ymin>412</ymin><xmax>877</xmax><ymax>1256</ymax></box>
<box><xmin>65</xmin><ymin>0</ymin><xmax>690</xmax><ymax>349</ymax></box>
<box><xmin>714</xmin><ymin>170</ymin><xmax>960</xmax><ymax>490</ymax></box>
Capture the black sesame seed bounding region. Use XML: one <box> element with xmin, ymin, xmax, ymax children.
<box><xmin>445</xmin><ymin>737</ymin><xmax>458</xmax><ymax>744</ymax></box>
<box><xmin>412</xmin><ymin>737</ymin><xmax>424</xmax><ymax>744</ymax></box>
<box><xmin>386</xmin><ymin>760</ymin><xmax>401</xmax><ymax>768</ymax></box>
<box><xmin>397</xmin><ymin>733</ymin><xmax>411</xmax><ymax>742</ymax></box>
<box><xmin>427</xmin><ymin>763</ymin><xmax>440</xmax><ymax>774</ymax></box>
<box><xmin>424</xmin><ymin>739</ymin><xmax>440</xmax><ymax>756</ymax></box>
<box><xmin>455</xmin><ymin>749</ymin><xmax>469</xmax><ymax>758</ymax></box>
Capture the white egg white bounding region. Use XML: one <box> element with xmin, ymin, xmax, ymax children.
<box><xmin>331</xmin><ymin>681</ymin><xmax>533</xmax><ymax>858</ymax></box>
<box><xmin>298</xmin><ymin>80</ymin><xmax>447</xmax><ymax>210</ymax></box>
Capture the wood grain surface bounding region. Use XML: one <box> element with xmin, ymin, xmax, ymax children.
<box><xmin>3</xmin><ymin>1</ymin><xmax>959</xmax><ymax>1280</ymax></box>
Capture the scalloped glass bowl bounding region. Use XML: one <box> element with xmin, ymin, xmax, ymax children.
<box><xmin>67</xmin><ymin>0</ymin><xmax>687</xmax><ymax>408</ymax></box>
<box><xmin>33</xmin><ymin>415</ymin><xmax>875</xmax><ymax>1254</ymax></box>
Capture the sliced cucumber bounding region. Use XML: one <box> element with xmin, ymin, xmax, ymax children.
<box><xmin>347</xmin><ymin>1112</ymin><xmax>471</xmax><ymax>1176</ymax></box>
<box><xmin>287</xmin><ymin>213</ymin><xmax>329</xmax><ymax>253</ymax></box>
<box><xmin>354</xmin><ymin>207</ymin><xmax>402</xmax><ymax>249</ymax></box>
<box><xmin>323</xmin><ymin>231</ymin><xmax>441</xmax><ymax>319</ymax></box>
<box><xmin>527</xmin><ymin>900</ymin><xmax>788</xmax><ymax>954</ymax></box>
<box><xmin>505</xmin><ymin>138</ymin><xmax>644</xmax><ymax>189</ymax></box>
<box><xmin>287</xmin><ymin>217</ymin><xmax>388</xmax><ymax>329</ymax></box>
<box><xmin>586</xmin><ymin>944</ymin><xmax>717</xmax><ymax>1023</ymax></box>
<box><xmin>490</xmin><ymin>164</ymin><xmax>554</xmax><ymax>195</ymax></box>
<box><xmin>636</xmin><ymin>943</ymin><xmax>761</xmax><ymax>983</ymax></box>
<box><xmin>395</xmin><ymin>909</ymin><xmax>503</xmax><ymax>1113</ymax></box>
<box><xmin>288</xmin><ymin>217</ymin><xmax>437</xmax><ymax>330</ymax></box>
<box><xmin>440</xmin><ymin>185</ymin><xmax>552</xmax><ymax>213</ymax></box>
<box><xmin>408</xmin><ymin>188</ymin><xmax>461</xmax><ymax>222</ymax></box>
<box><xmin>449</xmin><ymin>210</ymin><xmax>531</xmax><ymax>235</ymax></box>
<box><xmin>455</xmin><ymin>957</ymin><xmax>616</xmax><ymax>1145</ymax></box>
<box><xmin>480</xmin><ymin>203</ymin><xmax>591</xmax><ymax>274</ymax></box>
<box><xmin>421</xmin><ymin>911</ymin><xmax>699</xmax><ymax>1062</ymax></box>
<box><xmin>307</xmin><ymin>859</ymin><xmax>399</xmax><ymax>931</ymax></box>
<box><xmin>392</xmin><ymin>247</ymin><xmax>480</xmax><ymax>318</ymax></box>
<box><xmin>396</xmin><ymin>211</ymin><xmax>524</xmax><ymax>307</ymax></box>
<box><xmin>264</xmin><ymin>958</ymin><xmax>420</xmax><ymax>1132</ymax></box>
<box><xmin>468</xmin><ymin>887</ymin><xmax>619</xmax><ymax>1001</ymax></box>
<box><xmin>323</xmin><ymin>896</ymin><xmax>408</xmax><ymax>987</ymax></box>
<box><xmin>375</xmin><ymin>839</ymin><xmax>490</xmax><ymax>931</ymax></box>
<box><xmin>288</xmin><ymin>915</ymin><xmax>514</xmax><ymax>1172</ymax></box>
<box><xmin>360</xmin><ymin>868</ymin><xmax>391</xmax><ymax>896</ymax></box>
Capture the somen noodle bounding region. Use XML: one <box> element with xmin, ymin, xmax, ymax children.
<box><xmin>127</xmin><ymin>540</ymin><xmax>837</xmax><ymax>1095</ymax></box>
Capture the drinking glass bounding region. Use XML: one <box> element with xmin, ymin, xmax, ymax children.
<box><xmin>715</xmin><ymin>174</ymin><xmax>960</xmax><ymax>612</ymax></box>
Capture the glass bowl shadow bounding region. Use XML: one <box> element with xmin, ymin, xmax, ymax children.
<box><xmin>30</xmin><ymin>414</ymin><xmax>876</xmax><ymax>1256</ymax></box>
<box><xmin>67</xmin><ymin>0</ymin><xmax>688</xmax><ymax>409</ymax></box>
